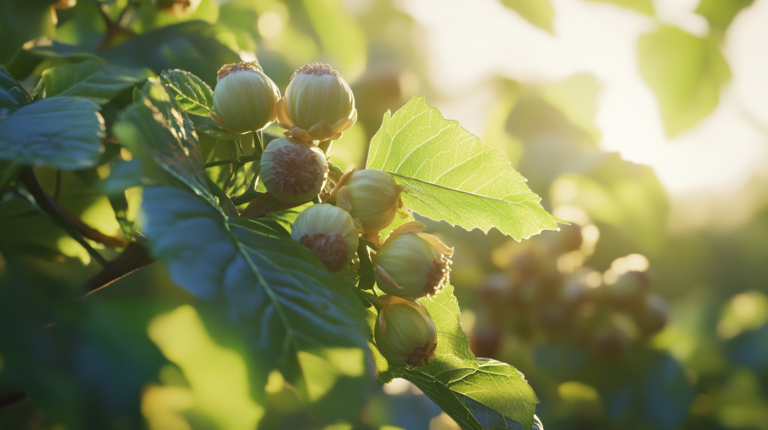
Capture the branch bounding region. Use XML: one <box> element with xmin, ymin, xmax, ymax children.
<box><xmin>20</xmin><ymin>168</ymin><xmax>128</xmax><ymax>249</ymax></box>
<box><xmin>19</xmin><ymin>168</ymin><xmax>109</xmax><ymax>266</ymax></box>
<box><xmin>0</xmin><ymin>391</ymin><xmax>26</xmax><ymax>410</ymax></box>
<box><xmin>83</xmin><ymin>241</ymin><xmax>154</xmax><ymax>295</ymax></box>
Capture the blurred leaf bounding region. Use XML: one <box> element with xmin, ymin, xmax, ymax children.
<box><xmin>540</xmin><ymin>73</ymin><xmax>602</xmax><ymax>142</ymax></box>
<box><xmin>499</xmin><ymin>0</ymin><xmax>555</xmax><ymax>33</ymax></box>
<box><xmin>0</xmin><ymin>161</ymin><xmax>23</xmax><ymax>197</ymax></box>
<box><xmin>371</xmin><ymin>284</ymin><xmax>539</xmax><ymax>430</ymax></box>
<box><xmin>0</xmin><ymin>65</ymin><xmax>32</xmax><ymax>108</ymax></box>
<box><xmin>303</xmin><ymin>0</ymin><xmax>367</xmax><ymax>78</ymax></box>
<box><xmin>0</xmin><ymin>0</ymin><xmax>56</xmax><ymax>65</ymax></box>
<box><xmin>696</xmin><ymin>0</ymin><xmax>753</xmax><ymax>33</ymax></box>
<box><xmin>100</xmin><ymin>159</ymin><xmax>144</xmax><ymax>196</ymax></box>
<box><xmin>133</xmin><ymin>0</ymin><xmax>220</xmax><ymax>32</ymax></box>
<box><xmin>0</xmin><ymin>262</ymin><xmax>168</xmax><ymax>430</ymax></box>
<box><xmin>550</xmin><ymin>152</ymin><xmax>668</xmax><ymax>251</ymax></box>
<box><xmin>160</xmin><ymin>69</ymin><xmax>214</xmax><ymax>116</ymax></box>
<box><xmin>140</xmin><ymin>186</ymin><xmax>370</xmax><ymax>422</ymax></box>
<box><xmin>591</xmin><ymin>350</ymin><xmax>694</xmax><ymax>430</ymax></box>
<box><xmin>638</xmin><ymin>26</ymin><xmax>731</xmax><ymax>137</ymax></box>
<box><xmin>113</xmin><ymin>79</ymin><xmax>213</xmax><ymax>206</ymax></box>
<box><xmin>0</xmin><ymin>97</ymin><xmax>106</xmax><ymax>170</ymax></box>
<box><xmin>583</xmin><ymin>0</ymin><xmax>654</xmax><ymax>15</ymax></box>
<box><xmin>33</xmin><ymin>60</ymin><xmax>152</xmax><ymax>104</ymax></box>
<box><xmin>147</xmin><ymin>305</ymin><xmax>264</xmax><ymax>430</ymax></box>
<box><xmin>366</xmin><ymin>96</ymin><xmax>559</xmax><ymax>240</ymax></box>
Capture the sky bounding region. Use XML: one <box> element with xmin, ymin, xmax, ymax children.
<box><xmin>399</xmin><ymin>0</ymin><xmax>768</xmax><ymax>225</ymax></box>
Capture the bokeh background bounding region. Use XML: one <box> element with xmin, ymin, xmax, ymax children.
<box><xmin>2</xmin><ymin>0</ymin><xmax>768</xmax><ymax>429</ymax></box>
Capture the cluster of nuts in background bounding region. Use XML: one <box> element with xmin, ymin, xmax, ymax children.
<box><xmin>210</xmin><ymin>61</ymin><xmax>454</xmax><ymax>367</ymax></box>
<box><xmin>471</xmin><ymin>211</ymin><xmax>669</xmax><ymax>359</ymax></box>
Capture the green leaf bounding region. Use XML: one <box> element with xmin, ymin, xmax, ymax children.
<box><xmin>696</xmin><ymin>0</ymin><xmax>753</xmax><ymax>33</ymax></box>
<box><xmin>0</xmin><ymin>0</ymin><xmax>56</xmax><ymax>64</ymax></box>
<box><xmin>582</xmin><ymin>0</ymin><xmax>655</xmax><ymax>15</ymax></box>
<box><xmin>499</xmin><ymin>0</ymin><xmax>555</xmax><ymax>33</ymax></box>
<box><xmin>540</xmin><ymin>73</ymin><xmax>602</xmax><ymax>142</ymax></box>
<box><xmin>550</xmin><ymin>152</ymin><xmax>668</xmax><ymax>252</ymax></box>
<box><xmin>303</xmin><ymin>0</ymin><xmax>367</xmax><ymax>78</ymax></box>
<box><xmin>139</xmin><ymin>186</ymin><xmax>370</xmax><ymax>422</ymax></box>
<box><xmin>638</xmin><ymin>26</ymin><xmax>731</xmax><ymax>137</ymax></box>
<box><xmin>366</xmin><ymin>96</ymin><xmax>559</xmax><ymax>240</ymax></box>
<box><xmin>0</xmin><ymin>97</ymin><xmax>106</xmax><ymax>170</ymax></box>
<box><xmin>0</xmin><ymin>65</ymin><xmax>32</xmax><ymax>108</ymax></box>
<box><xmin>160</xmin><ymin>69</ymin><xmax>214</xmax><ymax>116</ymax></box>
<box><xmin>34</xmin><ymin>60</ymin><xmax>152</xmax><ymax>104</ymax></box>
<box><xmin>113</xmin><ymin>80</ymin><xmax>213</xmax><ymax>206</ymax></box>
<box><xmin>371</xmin><ymin>284</ymin><xmax>539</xmax><ymax>430</ymax></box>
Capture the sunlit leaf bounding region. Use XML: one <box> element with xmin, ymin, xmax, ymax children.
<box><xmin>583</xmin><ymin>0</ymin><xmax>654</xmax><ymax>15</ymax></box>
<box><xmin>540</xmin><ymin>73</ymin><xmax>602</xmax><ymax>142</ymax></box>
<box><xmin>696</xmin><ymin>0</ymin><xmax>753</xmax><ymax>33</ymax></box>
<box><xmin>499</xmin><ymin>0</ymin><xmax>555</xmax><ymax>33</ymax></box>
<box><xmin>303</xmin><ymin>0</ymin><xmax>367</xmax><ymax>78</ymax></box>
<box><xmin>160</xmin><ymin>69</ymin><xmax>214</xmax><ymax>117</ymax></box>
<box><xmin>638</xmin><ymin>26</ymin><xmax>731</xmax><ymax>137</ymax></box>
<box><xmin>0</xmin><ymin>97</ymin><xmax>105</xmax><ymax>170</ymax></box>
<box><xmin>34</xmin><ymin>60</ymin><xmax>152</xmax><ymax>104</ymax></box>
<box><xmin>371</xmin><ymin>284</ymin><xmax>539</xmax><ymax>430</ymax></box>
<box><xmin>366</xmin><ymin>96</ymin><xmax>559</xmax><ymax>240</ymax></box>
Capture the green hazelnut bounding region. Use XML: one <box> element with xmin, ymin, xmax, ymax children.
<box><xmin>260</xmin><ymin>137</ymin><xmax>328</xmax><ymax>204</ymax></box>
<box><xmin>291</xmin><ymin>204</ymin><xmax>360</xmax><ymax>272</ymax></box>
<box><xmin>212</xmin><ymin>62</ymin><xmax>280</xmax><ymax>134</ymax></box>
<box><xmin>374</xmin><ymin>295</ymin><xmax>437</xmax><ymax>367</ymax></box>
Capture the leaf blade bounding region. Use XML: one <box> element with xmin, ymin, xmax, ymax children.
<box><xmin>160</xmin><ymin>69</ymin><xmax>215</xmax><ymax>116</ymax></box>
<box><xmin>366</xmin><ymin>97</ymin><xmax>559</xmax><ymax>240</ymax></box>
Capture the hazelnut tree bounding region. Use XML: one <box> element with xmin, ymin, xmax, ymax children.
<box><xmin>0</xmin><ymin>5</ymin><xmax>562</xmax><ymax>429</ymax></box>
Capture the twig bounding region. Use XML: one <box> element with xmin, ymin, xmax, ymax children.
<box><xmin>82</xmin><ymin>241</ymin><xmax>154</xmax><ymax>295</ymax></box>
<box><xmin>0</xmin><ymin>391</ymin><xmax>26</xmax><ymax>409</ymax></box>
<box><xmin>19</xmin><ymin>168</ymin><xmax>110</xmax><ymax>266</ymax></box>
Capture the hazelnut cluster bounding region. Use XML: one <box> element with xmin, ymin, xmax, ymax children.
<box><xmin>211</xmin><ymin>61</ymin><xmax>454</xmax><ymax>367</ymax></box>
<box><xmin>471</xmin><ymin>222</ymin><xmax>668</xmax><ymax>359</ymax></box>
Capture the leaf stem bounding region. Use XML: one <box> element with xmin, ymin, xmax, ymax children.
<box><xmin>204</xmin><ymin>154</ymin><xmax>260</xmax><ymax>168</ymax></box>
<box><xmin>82</xmin><ymin>240</ymin><xmax>154</xmax><ymax>296</ymax></box>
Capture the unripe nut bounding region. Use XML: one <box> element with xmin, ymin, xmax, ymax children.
<box><xmin>260</xmin><ymin>137</ymin><xmax>328</xmax><ymax>204</ymax></box>
<box><xmin>373</xmin><ymin>221</ymin><xmax>453</xmax><ymax>299</ymax></box>
<box><xmin>334</xmin><ymin>169</ymin><xmax>405</xmax><ymax>233</ymax></box>
<box><xmin>291</xmin><ymin>204</ymin><xmax>360</xmax><ymax>272</ymax></box>
<box><xmin>212</xmin><ymin>62</ymin><xmax>280</xmax><ymax>134</ymax></box>
<box><xmin>277</xmin><ymin>63</ymin><xmax>357</xmax><ymax>142</ymax></box>
<box><xmin>374</xmin><ymin>295</ymin><xmax>437</xmax><ymax>367</ymax></box>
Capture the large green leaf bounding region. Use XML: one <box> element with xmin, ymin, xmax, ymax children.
<box><xmin>0</xmin><ymin>97</ymin><xmax>105</xmax><ymax>170</ymax></box>
<box><xmin>696</xmin><ymin>0</ymin><xmax>753</xmax><ymax>33</ymax></box>
<box><xmin>582</xmin><ymin>0</ymin><xmax>654</xmax><ymax>15</ymax></box>
<box><xmin>499</xmin><ymin>0</ymin><xmax>555</xmax><ymax>33</ymax></box>
<box><xmin>140</xmin><ymin>187</ymin><xmax>370</xmax><ymax>421</ymax></box>
<box><xmin>160</xmin><ymin>69</ymin><xmax>214</xmax><ymax>116</ymax></box>
<box><xmin>113</xmin><ymin>80</ymin><xmax>213</xmax><ymax>206</ymax></box>
<box><xmin>34</xmin><ymin>60</ymin><xmax>152</xmax><ymax>104</ymax></box>
<box><xmin>638</xmin><ymin>26</ymin><xmax>731</xmax><ymax>137</ymax></box>
<box><xmin>366</xmin><ymin>96</ymin><xmax>559</xmax><ymax>240</ymax></box>
<box><xmin>371</xmin><ymin>284</ymin><xmax>539</xmax><ymax>430</ymax></box>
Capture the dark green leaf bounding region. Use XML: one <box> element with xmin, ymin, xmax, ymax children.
<box><xmin>0</xmin><ymin>65</ymin><xmax>32</xmax><ymax>108</ymax></box>
<box><xmin>0</xmin><ymin>0</ymin><xmax>56</xmax><ymax>64</ymax></box>
<box><xmin>139</xmin><ymin>186</ymin><xmax>371</xmax><ymax>421</ymax></box>
<box><xmin>113</xmin><ymin>80</ymin><xmax>213</xmax><ymax>206</ymax></box>
<box><xmin>0</xmin><ymin>97</ymin><xmax>105</xmax><ymax>170</ymax></box>
<box><xmin>499</xmin><ymin>0</ymin><xmax>555</xmax><ymax>33</ymax></box>
<box><xmin>366</xmin><ymin>96</ymin><xmax>560</xmax><ymax>240</ymax></box>
<box><xmin>160</xmin><ymin>69</ymin><xmax>215</xmax><ymax>116</ymax></box>
<box><xmin>638</xmin><ymin>26</ymin><xmax>731</xmax><ymax>137</ymax></box>
<box><xmin>696</xmin><ymin>0</ymin><xmax>753</xmax><ymax>33</ymax></box>
<box><xmin>583</xmin><ymin>0</ymin><xmax>654</xmax><ymax>15</ymax></box>
<box><xmin>371</xmin><ymin>284</ymin><xmax>539</xmax><ymax>430</ymax></box>
<box><xmin>34</xmin><ymin>60</ymin><xmax>152</xmax><ymax>104</ymax></box>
